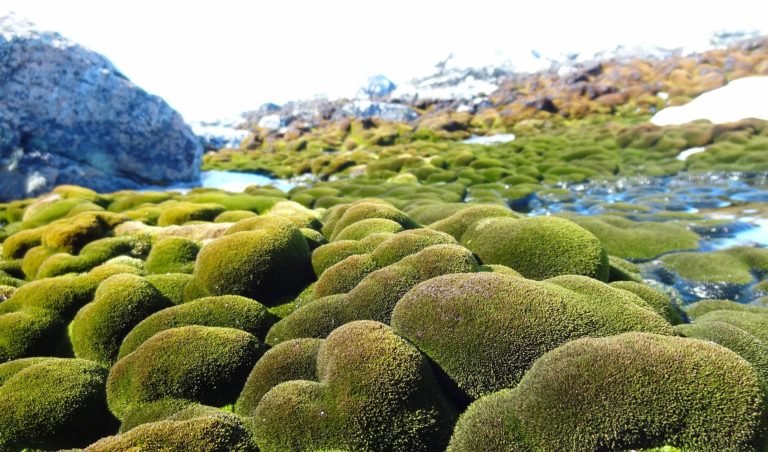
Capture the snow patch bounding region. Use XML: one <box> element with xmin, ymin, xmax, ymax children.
<box><xmin>462</xmin><ymin>134</ymin><xmax>516</xmax><ymax>145</ymax></box>
<box><xmin>651</xmin><ymin>77</ymin><xmax>768</xmax><ymax>125</ymax></box>
<box><xmin>676</xmin><ymin>147</ymin><xmax>706</xmax><ymax>161</ymax></box>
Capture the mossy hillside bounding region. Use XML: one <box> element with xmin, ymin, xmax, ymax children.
<box><xmin>252</xmin><ymin>321</ymin><xmax>456</xmax><ymax>452</ymax></box>
<box><xmin>0</xmin><ymin>358</ymin><xmax>115</xmax><ymax>451</ymax></box>
<box><xmin>267</xmin><ymin>244</ymin><xmax>482</xmax><ymax>345</ymax></box>
<box><xmin>461</xmin><ymin>216</ymin><xmax>609</xmax><ymax>281</ymax></box>
<box><xmin>190</xmin><ymin>216</ymin><xmax>313</xmax><ymax>305</ymax></box>
<box><xmin>391</xmin><ymin>273</ymin><xmax>673</xmax><ymax>401</ymax></box>
<box><xmin>568</xmin><ymin>215</ymin><xmax>700</xmax><ymax>260</ymax></box>
<box><xmin>107</xmin><ymin>325</ymin><xmax>266</xmax><ymax>420</ymax></box>
<box><xmin>661</xmin><ymin>246</ymin><xmax>768</xmax><ymax>285</ymax></box>
<box><xmin>85</xmin><ymin>410</ymin><xmax>257</xmax><ymax>451</ymax></box>
<box><xmin>70</xmin><ymin>274</ymin><xmax>172</xmax><ymax>365</ymax></box>
<box><xmin>119</xmin><ymin>295</ymin><xmax>276</xmax><ymax>358</ymax></box>
<box><xmin>448</xmin><ymin>333</ymin><xmax>766</xmax><ymax>451</ymax></box>
<box><xmin>235</xmin><ymin>338</ymin><xmax>323</xmax><ymax>416</ymax></box>
<box><xmin>145</xmin><ymin>236</ymin><xmax>201</xmax><ymax>274</ymax></box>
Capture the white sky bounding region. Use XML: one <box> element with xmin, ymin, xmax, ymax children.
<box><xmin>3</xmin><ymin>1</ymin><xmax>767</xmax><ymax>121</ymax></box>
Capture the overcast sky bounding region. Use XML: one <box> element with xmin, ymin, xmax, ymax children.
<box><xmin>2</xmin><ymin>1</ymin><xmax>767</xmax><ymax>121</ymax></box>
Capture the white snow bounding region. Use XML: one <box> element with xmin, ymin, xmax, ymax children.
<box><xmin>651</xmin><ymin>77</ymin><xmax>768</xmax><ymax>125</ymax></box>
<box><xmin>462</xmin><ymin>134</ymin><xmax>516</xmax><ymax>145</ymax></box>
<box><xmin>676</xmin><ymin>146</ymin><xmax>706</xmax><ymax>161</ymax></box>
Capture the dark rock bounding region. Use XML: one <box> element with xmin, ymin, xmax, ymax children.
<box><xmin>0</xmin><ymin>14</ymin><xmax>202</xmax><ymax>201</ymax></box>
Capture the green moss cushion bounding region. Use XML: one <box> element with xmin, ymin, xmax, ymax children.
<box><xmin>694</xmin><ymin>310</ymin><xmax>768</xmax><ymax>341</ymax></box>
<box><xmin>448</xmin><ymin>333</ymin><xmax>766</xmax><ymax>451</ymax></box>
<box><xmin>569</xmin><ymin>215</ymin><xmax>700</xmax><ymax>260</ymax></box>
<box><xmin>86</xmin><ymin>411</ymin><xmax>257</xmax><ymax>451</ymax></box>
<box><xmin>0</xmin><ymin>275</ymin><xmax>99</xmax><ymax>361</ymax></box>
<box><xmin>311</xmin><ymin>240</ymin><xmax>364</xmax><ymax>277</ymax></box>
<box><xmin>191</xmin><ymin>216</ymin><xmax>313</xmax><ymax>305</ymax></box>
<box><xmin>145</xmin><ymin>237</ymin><xmax>201</xmax><ymax>274</ymax></box>
<box><xmin>369</xmin><ymin>228</ymin><xmax>457</xmax><ymax>267</ymax></box>
<box><xmin>107</xmin><ymin>325</ymin><xmax>265</xmax><ymax>419</ymax></box>
<box><xmin>675</xmin><ymin>321</ymin><xmax>768</xmax><ymax>383</ymax></box>
<box><xmin>461</xmin><ymin>216</ymin><xmax>609</xmax><ymax>281</ymax></box>
<box><xmin>660</xmin><ymin>246</ymin><xmax>768</xmax><ymax>285</ymax></box>
<box><xmin>685</xmin><ymin>299</ymin><xmax>768</xmax><ymax>319</ymax></box>
<box><xmin>235</xmin><ymin>338</ymin><xmax>323</xmax><ymax>416</ymax></box>
<box><xmin>118</xmin><ymin>295</ymin><xmax>276</xmax><ymax>358</ymax></box>
<box><xmin>324</xmin><ymin>200</ymin><xmax>419</xmax><ymax>240</ymax></box>
<box><xmin>392</xmin><ymin>273</ymin><xmax>672</xmax><ymax>400</ymax></box>
<box><xmin>428</xmin><ymin>204</ymin><xmax>517</xmax><ymax>240</ymax></box>
<box><xmin>71</xmin><ymin>274</ymin><xmax>171</xmax><ymax>365</ymax></box>
<box><xmin>144</xmin><ymin>273</ymin><xmax>194</xmax><ymax>305</ymax></box>
<box><xmin>268</xmin><ymin>244</ymin><xmax>481</xmax><ymax>345</ymax></box>
<box><xmin>610</xmin><ymin>280</ymin><xmax>685</xmax><ymax>324</ymax></box>
<box><xmin>157</xmin><ymin>202</ymin><xmax>227</xmax><ymax>226</ymax></box>
<box><xmin>333</xmin><ymin>218</ymin><xmax>405</xmax><ymax>241</ymax></box>
<box><xmin>0</xmin><ymin>358</ymin><xmax>114</xmax><ymax>451</ymax></box>
<box><xmin>312</xmin><ymin>254</ymin><xmax>378</xmax><ymax>299</ymax></box>
<box><xmin>252</xmin><ymin>321</ymin><xmax>455</xmax><ymax>451</ymax></box>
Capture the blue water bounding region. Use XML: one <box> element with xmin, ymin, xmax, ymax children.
<box><xmin>200</xmin><ymin>170</ymin><xmax>296</xmax><ymax>192</ymax></box>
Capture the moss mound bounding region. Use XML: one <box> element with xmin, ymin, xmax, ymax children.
<box><xmin>392</xmin><ymin>273</ymin><xmax>672</xmax><ymax>400</ymax></box>
<box><xmin>71</xmin><ymin>274</ymin><xmax>171</xmax><ymax>365</ymax></box>
<box><xmin>235</xmin><ymin>338</ymin><xmax>323</xmax><ymax>416</ymax></box>
<box><xmin>694</xmin><ymin>310</ymin><xmax>768</xmax><ymax>341</ymax></box>
<box><xmin>252</xmin><ymin>321</ymin><xmax>455</xmax><ymax>451</ymax></box>
<box><xmin>268</xmin><ymin>244</ymin><xmax>481</xmax><ymax>344</ymax></box>
<box><xmin>157</xmin><ymin>202</ymin><xmax>227</xmax><ymax>226</ymax></box>
<box><xmin>610</xmin><ymin>280</ymin><xmax>685</xmax><ymax>324</ymax></box>
<box><xmin>145</xmin><ymin>273</ymin><xmax>194</xmax><ymax>305</ymax></box>
<box><xmin>661</xmin><ymin>246</ymin><xmax>768</xmax><ymax>285</ymax></box>
<box><xmin>685</xmin><ymin>299</ymin><xmax>768</xmax><ymax>319</ymax></box>
<box><xmin>0</xmin><ymin>358</ymin><xmax>114</xmax><ymax>451</ymax></box>
<box><xmin>569</xmin><ymin>215</ymin><xmax>700</xmax><ymax>260</ymax></box>
<box><xmin>311</xmin><ymin>240</ymin><xmax>365</xmax><ymax>276</ymax></box>
<box><xmin>0</xmin><ymin>275</ymin><xmax>98</xmax><ymax>361</ymax></box>
<box><xmin>323</xmin><ymin>200</ymin><xmax>419</xmax><ymax>240</ymax></box>
<box><xmin>119</xmin><ymin>295</ymin><xmax>276</xmax><ymax>358</ymax></box>
<box><xmin>145</xmin><ymin>236</ymin><xmax>201</xmax><ymax>274</ymax></box>
<box><xmin>190</xmin><ymin>216</ymin><xmax>313</xmax><ymax>305</ymax></box>
<box><xmin>334</xmin><ymin>217</ymin><xmax>405</xmax><ymax>241</ymax></box>
<box><xmin>461</xmin><ymin>216</ymin><xmax>609</xmax><ymax>280</ymax></box>
<box><xmin>86</xmin><ymin>411</ymin><xmax>257</xmax><ymax>451</ymax></box>
<box><xmin>675</xmin><ymin>321</ymin><xmax>768</xmax><ymax>383</ymax></box>
<box><xmin>448</xmin><ymin>333</ymin><xmax>766</xmax><ymax>451</ymax></box>
<box><xmin>428</xmin><ymin>204</ymin><xmax>517</xmax><ymax>240</ymax></box>
<box><xmin>107</xmin><ymin>325</ymin><xmax>265</xmax><ymax>419</ymax></box>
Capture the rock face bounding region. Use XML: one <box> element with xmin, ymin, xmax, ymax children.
<box><xmin>0</xmin><ymin>14</ymin><xmax>202</xmax><ymax>201</ymax></box>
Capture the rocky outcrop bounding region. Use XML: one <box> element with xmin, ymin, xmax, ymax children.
<box><xmin>0</xmin><ymin>14</ymin><xmax>202</xmax><ymax>201</ymax></box>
